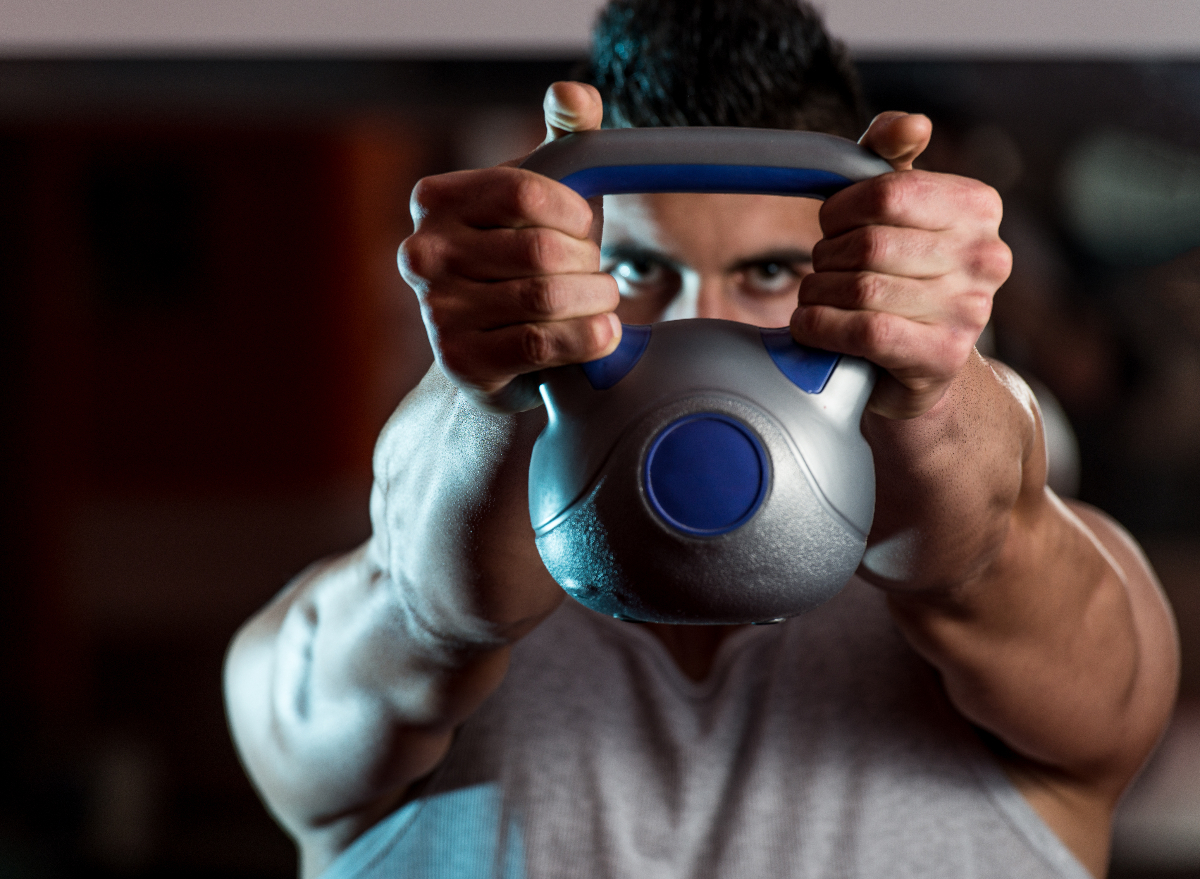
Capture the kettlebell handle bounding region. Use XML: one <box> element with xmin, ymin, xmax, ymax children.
<box><xmin>493</xmin><ymin>128</ymin><xmax>891</xmax><ymax>413</ymax></box>
<box><xmin>519</xmin><ymin>127</ymin><xmax>893</xmax><ymax>199</ymax></box>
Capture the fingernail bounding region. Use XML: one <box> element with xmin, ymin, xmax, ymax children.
<box><xmin>607</xmin><ymin>312</ymin><xmax>622</xmax><ymax>341</ymax></box>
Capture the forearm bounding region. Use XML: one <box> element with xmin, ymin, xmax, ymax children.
<box><xmin>226</xmin><ymin>546</ymin><xmax>513</xmax><ymax>827</ymax></box>
<box><xmin>369</xmin><ymin>366</ymin><xmax>561</xmax><ymax>639</ymax></box>
<box><xmin>225</xmin><ymin>367</ymin><xmax>561</xmax><ymax>835</ymax></box>
<box><xmin>862</xmin><ymin>353</ymin><xmax>1177</xmax><ymax>783</ymax></box>
<box><xmin>885</xmin><ymin>498</ymin><xmax>1143</xmax><ymax>773</ymax></box>
<box><xmin>860</xmin><ymin>351</ymin><xmax>1030</xmax><ymax>592</ymax></box>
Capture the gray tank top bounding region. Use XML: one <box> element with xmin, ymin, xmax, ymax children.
<box><xmin>322</xmin><ymin>578</ymin><xmax>1092</xmax><ymax>879</ymax></box>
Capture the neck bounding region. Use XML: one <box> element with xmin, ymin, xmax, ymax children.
<box><xmin>642</xmin><ymin>623</ymin><xmax>746</xmax><ymax>681</ymax></box>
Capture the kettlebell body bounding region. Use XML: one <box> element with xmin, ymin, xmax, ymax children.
<box><xmin>520</xmin><ymin>128</ymin><xmax>890</xmax><ymax>625</ymax></box>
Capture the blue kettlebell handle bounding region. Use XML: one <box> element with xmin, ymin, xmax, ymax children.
<box><xmin>518</xmin><ymin>127</ymin><xmax>892</xmax><ymax>199</ymax></box>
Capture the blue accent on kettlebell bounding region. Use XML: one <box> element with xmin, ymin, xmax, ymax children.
<box><xmin>581</xmin><ymin>324</ymin><xmax>653</xmax><ymax>390</ymax></box>
<box><xmin>759</xmin><ymin>328</ymin><xmax>842</xmax><ymax>394</ymax></box>
<box><xmin>558</xmin><ymin>164</ymin><xmax>854</xmax><ymax>199</ymax></box>
<box><xmin>644</xmin><ymin>414</ymin><xmax>769</xmax><ymax>535</ymax></box>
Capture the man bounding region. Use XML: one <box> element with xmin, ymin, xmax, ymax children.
<box><xmin>224</xmin><ymin>2</ymin><xmax>1179</xmax><ymax>877</ymax></box>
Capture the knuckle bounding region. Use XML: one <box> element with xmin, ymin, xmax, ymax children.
<box><xmin>850</xmin><ymin>272</ymin><xmax>886</xmax><ymax>308</ymax></box>
<box><xmin>947</xmin><ymin>330</ymin><xmax>977</xmax><ymax>369</ymax></box>
<box><xmin>519</xmin><ymin>323</ymin><xmax>557</xmax><ymax>368</ymax></box>
<box><xmin>856</xmin><ymin>313</ymin><xmax>897</xmax><ymax>354</ymax></box>
<box><xmin>871</xmin><ymin>174</ymin><xmax>908</xmax><ymax>218</ymax></box>
<box><xmin>792</xmin><ymin>304</ymin><xmax>821</xmax><ymax>336</ymax></box>
<box><xmin>796</xmin><ymin>271</ymin><xmax>823</xmax><ymax>304</ymax></box>
<box><xmin>408</xmin><ymin>175</ymin><xmax>446</xmax><ymax>221</ymax></box>
<box><xmin>810</xmin><ymin>237</ymin><xmax>834</xmax><ymax>267</ymax></box>
<box><xmin>522</xmin><ymin>227</ymin><xmax>561</xmax><ymax>272</ymax></box>
<box><xmin>964</xmin><ymin>238</ymin><xmax>1012</xmax><ymax>285</ymax></box>
<box><xmin>398</xmin><ymin>233</ymin><xmax>438</xmax><ymax>284</ymax></box>
<box><xmin>856</xmin><ymin>227</ymin><xmax>891</xmax><ymax>266</ymax></box>
<box><xmin>971</xmin><ymin>181</ymin><xmax>1005</xmax><ymax>224</ymax></box>
<box><xmin>961</xmin><ymin>290</ymin><xmax>994</xmax><ymax>332</ymax></box>
<box><xmin>518</xmin><ymin>275</ymin><xmax>561</xmax><ymax>317</ymax></box>
<box><xmin>509</xmin><ymin>171</ymin><xmax>550</xmax><ymax>220</ymax></box>
<box><xmin>986</xmin><ymin>239</ymin><xmax>1014</xmax><ymax>280</ymax></box>
<box><xmin>583</xmin><ymin>314</ymin><xmax>615</xmax><ymax>357</ymax></box>
<box><xmin>596</xmin><ymin>271</ymin><xmax>621</xmax><ymax>310</ymax></box>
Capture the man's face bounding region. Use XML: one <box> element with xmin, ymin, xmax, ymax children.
<box><xmin>602</xmin><ymin>192</ymin><xmax>824</xmax><ymax>328</ymax></box>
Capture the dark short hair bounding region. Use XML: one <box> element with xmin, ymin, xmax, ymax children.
<box><xmin>582</xmin><ymin>0</ymin><xmax>866</xmax><ymax>139</ymax></box>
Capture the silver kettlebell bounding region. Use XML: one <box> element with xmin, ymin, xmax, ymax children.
<box><xmin>520</xmin><ymin>128</ymin><xmax>890</xmax><ymax>625</ymax></box>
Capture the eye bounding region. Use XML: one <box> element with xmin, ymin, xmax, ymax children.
<box><xmin>607</xmin><ymin>256</ymin><xmax>675</xmax><ymax>295</ymax></box>
<box><xmin>743</xmin><ymin>261</ymin><xmax>802</xmax><ymax>295</ymax></box>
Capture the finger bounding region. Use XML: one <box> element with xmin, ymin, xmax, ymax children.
<box><xmin>812</xmin><ymin>225</ymin><xmax>955</xmax><ymax>279</ymax></box>
<box><xmin>542</xmin><ymin>81</ymin><xmax>605</xmax><ymax>144</ymax></box>
<box><xmin>411</xmin><ymin>166</ymin><xmax>594</xmax><ymax>238</ymax></box>
<box><xmin>425</xmin><ymin>273</ymin><xmax>620</xmax><ymax>334</ymax></box>
<box><xmin>867</xmin><ymin>373</ymin><xmax>951</xmax><ymax>420</ymax></box>
<box><xmin>437</xmin><ymin>225</ymin><xmax>602</xmax><ymax>283</ymax></box>
<box><xmin>441</xmin><ymin>313</ymin><xmax>621</xmax><ymax>390</ymax></box>
<box><xmin>790</xmin><ymin>303</ymin><xmax>973</xmax><ymax>395</ymax></box>
<box><xmin>490</xmin><ymin>81</ymin><xmax>604</xmax><ymax>171</ymax></box>
<box><xmin>820</xmin><ymin>171</ymin><xmax>988</xmax><ymax>239</ymax></box>
<box><xmin>820</xmin><ymin>169</ymin><xmax>950</xmax><ymax>235</ymax></box>
<box><xmin>797</xmin><ymin>271</ymin><xmax>945</xmax><ymax>323</ymax></box>
<box><xmin>797</xmin><ymin>270</ymin><xmax>993</xmax><ymax>345</ymax></box>
<box><xmin>858</xmin><ymin>111</ymin><xmax>932</xmax><ymax>172</ymax></box>
<box><xmin>401</xmin><ymin>225</ymin><xmax>599</xmax><ymax>304</ymax></box>
<box><xmin>540</xmin><ymin>81</ymin><xmax>606</xmax><ymax>245</ymax></box>
<box><xmin>791</xmin><ymin>302</ymin><xmax>938</xmax><ymax>367</ymax></box>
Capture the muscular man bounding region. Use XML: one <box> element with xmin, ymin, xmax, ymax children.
<box><xmin>224</xmin><ymin>2</ymin><xmax>1179</xmax><ymax>877</ymax></box>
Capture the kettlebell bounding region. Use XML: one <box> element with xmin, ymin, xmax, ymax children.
<box><xmin>519</xmin><ymin>128</ymin><xmax>891</xmax><ymax>625</ymax></box>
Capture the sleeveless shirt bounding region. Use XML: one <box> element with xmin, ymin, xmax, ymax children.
<box><xmin>321</xmin><ymin>577</ymin><xmax>1093</xmax><ymax>879</ymax></box>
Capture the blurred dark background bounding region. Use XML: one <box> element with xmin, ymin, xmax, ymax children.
<box><xmin>2</xmin><ymin>57</ymin><xmax>1199</xmax><ymax>878</ymax></box>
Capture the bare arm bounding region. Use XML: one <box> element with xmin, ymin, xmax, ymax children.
<box><xmin>224</xmin><ymin>83</ymin><xmax>616</xmax><ymax>876</ymax></box>
<box><xmin>866</xmin><ymin>355</ymin><xmax>1176</xmax><ymax>785</ymax></box>
<box><xmin>865</xmin><ymin>356</ymin><xmax>1177</xmax><ymax>876</ymax></box>
<box><xmin>224</xmin><ymin>374</ymin><xmax>558</xmax><ymax>875</ymax></box>
<box><xmin>792</xmin><ymin>113</ymin><xmax>1180</xmax><ymax>875</ymax></box>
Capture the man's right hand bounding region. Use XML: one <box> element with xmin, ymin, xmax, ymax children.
<box><xmin>399</xmin><ymin>82</ymin><xmax>622</xmax><ymax>413</ymax></box>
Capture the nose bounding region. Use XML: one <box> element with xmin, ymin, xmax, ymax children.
<box><xmin>694</xmin><ymin>276</ymin><xmax>758</xmax><ymax>323</ymax></box>
<box><xmin>659</xmin><ymin>271</ymin><xmax>768</xmax><ymax>324</ymax></box>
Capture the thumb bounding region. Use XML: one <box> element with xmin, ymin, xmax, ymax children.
<box><xmin>542</xmin><ymin>81</ymin><xmax>605</xmax><ymax>144</ymax></box>
<box><xmin>540</xmin><ymin>81</ymin><xmax>606</xmax><ymax>246</ymax></box>
<box><xmin>858</xmin><ymin>111</ymin><xmax>932</xmax><ymax>172</ymax></box>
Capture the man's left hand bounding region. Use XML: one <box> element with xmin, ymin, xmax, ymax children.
<box><xmin>790</xmin><ymin>112</ymin><xmax>1012</xmax><ymax>419</ymax></box>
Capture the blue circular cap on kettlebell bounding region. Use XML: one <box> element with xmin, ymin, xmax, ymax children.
<box><xmin>644</xmin><ymin>414</ymin><xmax>769</xmax><ymax>535</ymax></box>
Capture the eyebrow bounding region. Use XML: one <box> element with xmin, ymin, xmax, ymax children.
<box><xmin>727</xmin><ymin>249</ymin><xmax>814</xmax><ymax>272</ymax></box>
<box><xmin>601</xmin><ymin>243</ymin><xmax>814</xmax><ymax>273</ymax></box>
<box><xmin>600</xmin><ymin>243</ymin><xmax>681</xmax><ymax>269</ymax></box>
